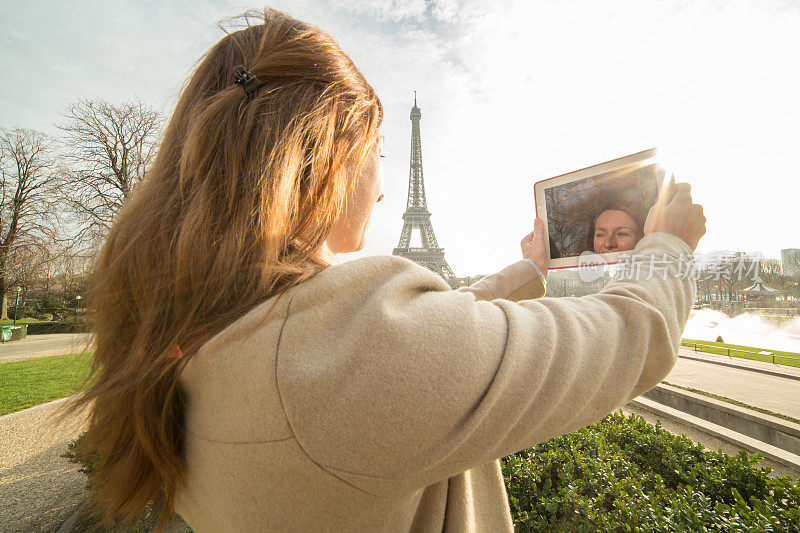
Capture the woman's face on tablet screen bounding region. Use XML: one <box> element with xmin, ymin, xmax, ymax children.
<box><xmin>593</xmin><ymin>209</ymin><xmax>639</xmax><ymax>254</ymax></box>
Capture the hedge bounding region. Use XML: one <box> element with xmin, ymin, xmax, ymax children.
<box><xmin>25</xmin><ymin>321</ymin><xmax>92</xmax><ymax>334</ymax></box>
<box><xmin>502</xmin><ymin>411</ymin><xmax>800</xmax><ymax>531</ymax></box>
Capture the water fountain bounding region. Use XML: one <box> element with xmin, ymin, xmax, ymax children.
<box><xmin>683</xmin><ymin>308</ymin><xmax>800</xmax><ymax>353</ymax></box>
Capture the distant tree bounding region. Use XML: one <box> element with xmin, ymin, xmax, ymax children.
<box><xmin>0</xmin><ymin>129</ymin><xmax>64</xmax><ymax>320</ymax></box>
<box><xmin>695</xmin><ymin>275</ymin><xmax>712</xmax><ymax>303</ymax></box>
<box><xmin>50</xmin><ymin>244</ymin><xmax>92</xmax><ymax>305</ymax></box>
<box><xmin>544</xmin><ymin>273</ymin><xmax>571</xmax><ymax>298</ymax></box>
<box><xmin>5</xmin><ymin>243</ymin><xmax>58</xmax><ymax>314</ymax></box>
<box><xmin>728</xmin><ymin>252</ymin><xmax>760</xmax><ymax>300</ymax></box>
<box><xmin>759</xmin><ymin>258</ymin><xmax>784</xmax><ymax>286</ymax></box>
<box><xmin>698</xmin><ymin>251</ymin><xmax>758</xmax><ymax>302</ymax></box>
<box><xmin>34</xmin><ymin>293</ymin><xmax>68</xmax><ymax>321</ymax></box>
<box><xmin>545</xmin><ymin>183</ymin><xmax>587</xmax><ymax>257</ymax></box>
<box><xmin>58</xmin><ymin>98</ymin><xmax>162</xmax><ymax>239</ymax></box>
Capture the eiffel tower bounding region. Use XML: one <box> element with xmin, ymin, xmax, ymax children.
<box><xmin>393</xmin><ymin>94</ymin><xmax>455</xmax><ymax>281</ymax></box>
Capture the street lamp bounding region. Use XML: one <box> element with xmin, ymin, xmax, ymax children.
<box><xmin>13</xmin><ymin>286</ymin><xmax>21</xmax><ymax>325</ymax></box>
<box><xmin>75</xmin><ymin>295</ymin><xmax>82</xmax><ymax>315</ymax></box>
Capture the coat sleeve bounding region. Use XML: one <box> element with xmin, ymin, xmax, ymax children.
<box><xmin>276</xmin><ymin>232</ymin><xmax>695</xmax><ymax>495</ymax></box>
<box><xmin>456</xmin><ymin>259</ymin><xmax>546</xmax><ymax>302</ymax></box>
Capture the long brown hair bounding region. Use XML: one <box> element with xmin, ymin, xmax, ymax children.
<box><xmin>62</xmin><ymin>9</ymin><xmax>382</xmax><ymax>528</ymax></box>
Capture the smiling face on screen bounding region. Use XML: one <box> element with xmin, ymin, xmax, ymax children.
<box><xmin>592</xmin><ymin>209</ymin><xmax>640</xmax><ymax>253</ymax></box>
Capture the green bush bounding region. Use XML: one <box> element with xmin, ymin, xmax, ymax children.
<box><xmin>26</xmin><ymin>321</ymin><xmax>91</xmax><ymax>334</ymax></box>
<box><xmin>34</xmin><ymin>293</ymin><xmax>69</xmax><ymax>321</ymax></box>
<box><xmin>62</xmin><ymin>431</ymin><xmax>100</xmax><ymax>477</ymax></box>
<box><xmin>63</xmin><ymin>433</ymin><xmax>192</xmax><ymax>531</ymax></box>
<box><xmin>502</xmin><ymin>412</ymin><xmax>800</xmax><ymax>532</ymax></box>
<box><xmin>6</xmin><ymin>305</ymin><xmax>36</xmax><ymax>320</ymax></box>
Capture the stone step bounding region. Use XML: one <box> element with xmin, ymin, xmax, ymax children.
<box><xmin>630</xmin><ymin>396</ymin><xmax>800</xmax><ymax>472</ymax></box>
<box><xmin>644</xmin><ymin>383</ymin><xmax>800</xmax><ymax>455</ymax></box>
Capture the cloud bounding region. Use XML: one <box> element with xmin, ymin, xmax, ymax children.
<box><xmin>335</xmin><ymin>0</ymin><xmax>428</xmax><ymax>22</ymax></box>
<box><xmin>431</xmin><ymin>0</ymin><xmax>461</xmax><ymax>22</ymax></box>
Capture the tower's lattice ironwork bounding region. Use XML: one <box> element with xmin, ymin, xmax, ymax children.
<box><xmin>393</xmin><ymin>94</ymin><xmax>455</xmax><ymax>280</ymax></box>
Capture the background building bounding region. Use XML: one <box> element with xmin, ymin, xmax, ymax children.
<box><xmin>781</xmin><ymin>248</ymin><xmax>800</xmax><ymax>278</ymax></box>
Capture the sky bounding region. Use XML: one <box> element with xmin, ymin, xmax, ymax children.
<box><xmin>1</xmin><ymin>0</ymin><xmax>798</xmax><ymax>276</ymax></box>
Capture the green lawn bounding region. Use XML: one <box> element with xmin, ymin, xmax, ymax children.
<box><xmin>681</xmin><ymin>338</ymin><xmax>800</xmax><ymax>368</ymax></box>
<box><xmin>760</xmin><ymin>315</ymin><xmax>798</xmax><ymax>326</ymax></box>
<box><xmin>0</xmin><ymin>352</ymin><xmax>93</xmax><ymax>415</ymax></box>
<box><xmin>0</xmin><ymin>318</ymin><xmax>40</xmax><ymax>326</ymax></box>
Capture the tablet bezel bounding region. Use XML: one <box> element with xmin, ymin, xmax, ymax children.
<box><xmin>533</xmin><ymin>147</ymin><xmax>663</xmax><ymax>270</ymax></box>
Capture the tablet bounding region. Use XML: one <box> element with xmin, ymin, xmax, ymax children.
<box><xmin>534</xmin><ymin>148</ymin><xmax>666</xmax><ymax>270</ymax></box>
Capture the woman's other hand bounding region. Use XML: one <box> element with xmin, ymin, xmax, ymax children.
<box><xmin>643</xmin><ymin>175</ymin><xmax>707</xmax><ymax>251</ymax></box>
<box><xmin>521</xmin><ymin>217</ymin><xmax>549</xmax><ymax>279</ymax></box>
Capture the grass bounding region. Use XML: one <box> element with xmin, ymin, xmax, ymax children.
<box><xmin>0</xmin><ymin>352</ymin><xmax>93</xmax><ymax>415</ymax></box>
<box><xmin>0</xmin><ymin>318</ymin><xmax>40</xmax><ymax>325</ymax></box>
<box><xmin>663</xmin><ymin>381</ymin><xmax>800</xmax><ymax>425</ymax></box>
<box><xmin>681</xmin><ymin>337</ymin><xmax>800</xmax><ymax>368</ymax></box>
<box><xmin>761</xmin><ymin>315</ymin><xmax>797</xmax><ymax>325</ymax></box>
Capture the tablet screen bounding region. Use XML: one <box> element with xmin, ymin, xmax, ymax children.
<box><xmin>543</xmin><ymin>162</ymin><xmax>662</xmax><ymax>260</ymax></box>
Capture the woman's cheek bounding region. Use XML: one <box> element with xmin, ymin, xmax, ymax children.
<box><xmin>623</xmin><ymin>236</ymin><xmax>637</xmax><ymax>250</ymax></box>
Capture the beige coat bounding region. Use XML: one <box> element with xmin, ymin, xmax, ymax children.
<box><xmin>175</xmin><ymin>232</ymin><xmax>695</xmax><ymax>531</ymax></box>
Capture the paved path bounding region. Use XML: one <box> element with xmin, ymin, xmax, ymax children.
<box><xmin>666</xmin><ymin>351</ymin><xmax>800</xmax><ymax>419</ymax></box>
<box><xmin>678</xmin><ymin>347</ymin><xmax>800</xmax><ymax>379</ymax></box>
<box><xmin>0</xmin><ymin>399</ymin><xmax>88</xmax><ymax>532</ymax></box>
<box><xmin>0</xmin><ymin>334</ymin><xmax>93</xmax><ymax>364</ymax></box>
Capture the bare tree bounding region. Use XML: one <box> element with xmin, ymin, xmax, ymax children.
<box><xmin>759</xmin><ymin>258</ymin><xmax>784</xmax><ymax>286</ymax></box>
<box><xmin>0</xmin><ymin>129</ymin><xmax>64</xmax><ymax>319</ymax></box>
<box><xmin>5</xmin><ymin>242</ymin><xmax>57</xmax><ymax>309</ymax></box>
<box><xmin>51</xmin><ymin>244</ymin><xmax>92</xmax><ymax>298</ymax></box>
<box><xmin>697</xmin><ymin>251</ymin><xmax>757</xmax><ymax>303</ymax></box>
<box><xmin>696</xmin><ymin>274</ymin><xmax>714</xmax><ymax>304</ymax></box>
<box><xmin>545</xmin><ymin>183</ymin><xmax>588</xmax><ymax>257</ymax></box>
<box><xmin>58</xmin><ymin>98</ymin><xmax>162</xmax><ymax>238</ymax></box>
<box><xmin>723</xmin><ymin>252</ymin><xmax>759</xmax><ymax>301</ymax></box>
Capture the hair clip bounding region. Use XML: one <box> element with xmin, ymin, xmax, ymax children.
<box><xmin>167</xmin><ymin>344</ymin><xmax>184</xmax><ymax>359</ymax></box>
<box><xmin>232</xmin><ymin>64</ymin><xmax>262</xmax><ymax>97</ymax></box>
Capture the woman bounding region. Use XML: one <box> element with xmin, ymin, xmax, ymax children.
<box><xmin>67</xmin><ymin>10</ymin><xmax>705</xmax><ymax>532</ymax></box>
<box><xmin>588</xmin><ymin>205</ymin><xmax>645</xmax><ymax>254</ymax></box>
